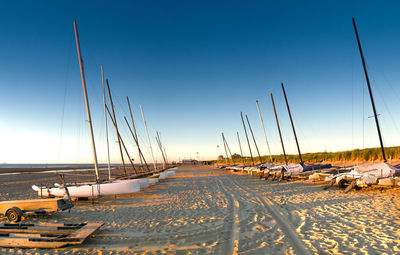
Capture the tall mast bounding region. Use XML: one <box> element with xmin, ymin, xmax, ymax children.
<box><xmin>237</xmin><ymin>132</ymin><xmax>245</xmax><ymax>165</ymax></box>
<box><xmin>270</xmin><ymin>93</ymin><xmax>288</xmax><ymax>166</ymax></box>
<box><xmin>106</xmin><ymin>80</ymin><xmax>127</xmax><ymax>176</ymax></box>
<box><xmin>241</xmin><ymin>112</ymin><xmax>255</xmax><ymax>166</ymax></box>
<box><xmin>105</xmin><ymin>106</ymin><xmax>138</xmax><ymax>175</ymax></box>
<box><xmin>222</xmin><ymin>135</ymin><xmax>229</xmax><ymax>164</ymax></box>
<box><xmin>245</xmin><ymin>114</ymin><xmax>263</xmax><ymax>163</ymax></box>
<box><xmin>126</xmin><ymin>97</ymin><xmax>143</xmax><ymax>168</ymax></box>
<box><xmin>140</xmin><ymin>104</ymin><xmax>157</xmax><ymax>170</ymax></box>
<box><xmin>156</xmin><ymin>131</ymin><xmax>167</xmax><ymax>168</ymax></box>
<box><xmin>101</xmin><ymin>65</ymin><xmax>111</xmax><ymax>181</ymax></box>
<box><xmin>222</xmin><ymin>133</ymin><xmax>233</xmax><ymax>159</ymax></box>
<box><xmin>73</xmin><ymin>20</ymin><xmax>100</xmax><ymax>183</ymax></box>
<box><xmin>123</xmin><ymin>116</ymin><xmax>150</xmax><ymax>172</ymax></box>
<box><xmin>155</xmin><ymin>136</ymin><xmax>162</xmax><ymax>167</ymax></box>
<box><xmin>123</xmin><ymin>117</ymin><xmax>143</xmax><ymax>173</ymax></box>
<box><xmin>352</xmin><ymin>18</ymin><xmax>386</xmax><ymax>162</ymax></box>
<box><xmin>159</xmin><ymin>132</ymin><xmax>169</xmax><ymax>163</ymax></box>
<box><xmin>256</xmin><ymin>100</ymin><xmax>273</xmax><ymax>163</ymax></box>
<box><xmin>163</xmin><ymin>147</ymin><xmax>168</xmax><ymax>164</ymax></box>
<box><xmin>281</xmin><ymin>82</ymin><xmax>303</xmax><ymax>164</ymax></box>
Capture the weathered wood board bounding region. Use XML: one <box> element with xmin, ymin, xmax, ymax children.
<box><xmin>0</xmin><ymin>222</ymin><xmax>103</xmax><ymax>248</ymax></box>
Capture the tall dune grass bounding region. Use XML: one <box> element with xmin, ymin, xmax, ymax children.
<box><xmin>215</xmin><ymin>146</ymin><xmax>400</xmax><ymax>164</ymax></box>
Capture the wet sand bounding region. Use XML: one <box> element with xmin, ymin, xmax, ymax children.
<box><xmin>0</xmin><ymin>165</ymin><xmax>399</xmax><ymax>254</ymax></box>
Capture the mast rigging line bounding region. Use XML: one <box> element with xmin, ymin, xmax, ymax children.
<box><xmin>241</xmin><ymin>112</ymin><xmax>255</xmax><ymax>166</ymax></box>
<box><xmin>106</xmin><ymin>79</ymin><xmax>127</xmax><ymax>175</ymax></box>
<box><xmin>100</xmin><ymin>87</ymin><xmax>147</xmax><ymax>151</ymax></box>
<box><xmin>352</xmin><ymin>17</ymin><xmax>387</xmax><ymax>162</ymax></box>
<box><xmin>140</xmin><ymin>104</ymin><xmax>157</xmax><ymax>170</ymax></box>
<box><xmin>101</xmin><ymin>65</ymin><xmax>112</xmax><ymax>181</ymax></box>
<box><xmin>256</xmin><ymin>100</ymin><xmax>273</xmax><ymax>163</ymax></box>
<box><xmin>281</xmin><ymin>82</ymin><xmax>303</xmax><ymax>164</ymax></box>
<box><xmin>245</xmin><ymin>114</ymin><xmax>263</xmax><ymax>163</ymax></box>
<box><xmin>126</xmin><ymin>96</ymin><xmax>146</xmax><ymax>170</ymax></box>
<box><xmin>107</xmin><ymin>90</ymin><xmax>156</xmax><ymax>157</ymax></box>
<box><xmin>222</xmin><ymin>133</ymin><xmax>234</xmax><ymax>160</ymax></box>
<box><xmin>158</xmin><ymin>132</ymin><xmax>169</xmax><ymax>163</ymax></box>
<box><xmin>368</xmin><ymin>73</ymin><xmax>400</xmax><ymax>143</ymax></box>
<box><xmin>111</xmin><ymin>101</ymin><xmax>141</xmax><ymax>140</ymax></box>
<box><xmin>222</xmin><ymin>134</ymin><xmax>229</xmax><ymax>164</ymax></box>
<box><xmin>112</xmin><ymin>93</ymin><xmax>151</xmax><ymax>154</ymax></box>
<box><xmin>73</xmin><ymin>20</ymin><xmax>100</xmax><ymax>183</ymax></box>
<box><xmin>155</xmin><ymin>132</ymin><xmax>167</xmax><ymax>167</ymax></box>
<box><xmin>156</xmin><ymin>132</ymin><xmax>167</xmax><ymax>163</ymax></box>
<box><xmin>124</xmin><ymin>116</ymin><xmax>151</xmax><ymax>172</ymax></box>
<box><xmin>270</xmin><ymin>93</ymin><xmax>288</xmax><ymax>166</ymax></box>
<box><xmin>105</xmin><ymin>105</ymin><xmax>138</xmax><ymax>174</ymax></box>
<box><xmin>57</xmin><ymin>29</ymin><xmax>74</xmax><ymax>163</ymax></box>
<box><xmin>237</xmin><ymin>132</ymin><xmax>245</xmax><ymax>165</ymax></box>
<box><xmin>375</xmin><ymin>61</ymin><xmax>400</xmax><ymax>107</ymax></box>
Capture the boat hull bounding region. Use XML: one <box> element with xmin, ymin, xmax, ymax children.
<box><xmin>116</xmin><ymin>178</ymin><xmax>148</xmax><ymax>189</ymax></box>
<box><xmin>159</xmin><ymin>172</ymin><xmax>168</xmax><ymax>179</ymax></box>
<box><xmin>147</xmin><ymin>177</ymin><xmax>159</xmax><ymax>184</ymax></box>
<box><xmin>33</xmin><ymin>181</ymin><xmax>140</xmax><ymax>198</ymax></box>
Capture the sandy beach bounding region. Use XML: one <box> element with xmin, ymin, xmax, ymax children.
<box><xmin>0</xmin><ymin>165</ymin><xmax>399</xmax><ymax>254</ymax></box>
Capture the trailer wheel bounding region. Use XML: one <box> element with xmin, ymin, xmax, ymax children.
<box><xmin>6</xmin><ymin>207</ymin><xmax>23</xmax><ymax>222</ymax></box>
<box><xmin>338</xmin><ymin>179</ymin><xmax>349</xmax><ymax>189</ymax></box>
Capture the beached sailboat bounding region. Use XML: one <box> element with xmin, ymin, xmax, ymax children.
<box><xmin>33</xmin><ymin>180</ymin><xmax>139</xmax><ymax>197</ymax></box>
<box><xmin>244</xmin><ymin>114</ymin><xmax>268</xmax><ymax>175</ymax></box>
<box><xmin>32</xmin><ymin>21</ymin><xmax>140</xmax><ymax>198</ymax></box>
<box><xmin>261</xmin><ymin>93</ymin><xmax>292</xmax><ymax>180</ymax></box>
<box><xmin>264</xmin><ymin>87</ymin><xmax>331</xmax><ymax>181</ymax></box>
<box><xmin>324</xmin><ymin>18</ymin><xmax>400</xmax><ymax>192</ymax></box>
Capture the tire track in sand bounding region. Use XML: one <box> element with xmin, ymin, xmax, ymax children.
<box><xmin>217</xmin><ymin>179</ymin><xmax>240</xmax><ymax>255</ymax></box>
<box><xmin>231</xmin><ymin>178</ymin><xmax>311</xmax><ymax>255</ymax></box>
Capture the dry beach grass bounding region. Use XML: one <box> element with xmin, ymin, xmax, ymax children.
<box><xmin>0</xmin><ymin>165</ymin><xmax>399</xmax><ymax>254</ymax></box>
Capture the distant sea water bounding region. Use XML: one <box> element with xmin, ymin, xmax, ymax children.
<box><xmin>0</xmin><ymin>163</ymin><xmax>120</xmax><ymax>176</ymax></box>
<box><xmin>0</xmin><ymin>163</ymin><xmax>160</xmax><ymax>168</ymax></box>
<box><xmin>0</xmin><ymin>163</ymin><xmax>110</xmax><ymax>169</ymax></box>
<box><xmin>0</xmin><ymin>163</ymin><xmax>160</xmax><ymax>176</ymax></box>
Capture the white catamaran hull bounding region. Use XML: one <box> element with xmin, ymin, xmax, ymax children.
<box><xmin>32</xmin><ymin>180</ymin><xmax>140</xmax><ymax>198</ymax></box>
<box><xmin>116</xmin><ymin>178</ymin><xmax>148</xmax><ymax>189</ymax></box>
<box><xmin>166</xmin><ymin>170</ymin><xmax>176</xmax><ymax>176</ymax></box>
<box><xmin>326</xmin><ymin>162</ymin><xmax>400</xmax><ymax>186</ymax></box>
<box><xmin>159</xmin><ymin>172</ymin><xmax>168</xmax><ymax>179</ymax></box>
<box><xmin>158</xmin><ymin>170</ymin><xmax>176</xmax><ymax>179</ymax></box>
<box><xmin>138</xmin><ymin>178</ymin><xmax>150</xmax><ymax>188</ymax></box>
<box><xmin>147</xmin><ymin>177</ymin><xmax>159</xmax><ymax>184</ymax></box>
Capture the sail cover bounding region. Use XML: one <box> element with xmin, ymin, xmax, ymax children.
<box><xmin>353</xmin><ymin>162</ymin><xmax>400</xmax><ymax>178</ymax></box>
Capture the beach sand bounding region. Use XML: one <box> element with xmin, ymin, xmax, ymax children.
<box><xmin>0</xmin><ymin>165</ymin><xmax>399</xmax><ymax>254</ymax></box>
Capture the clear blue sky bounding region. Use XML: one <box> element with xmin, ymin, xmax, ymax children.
<box><xmin>1</xmin><ymin>1</ymin><xmax>400</xmax><ymax>163</ymax></box>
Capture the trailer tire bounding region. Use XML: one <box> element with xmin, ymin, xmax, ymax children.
<box><xmin>6</xmin><ymin>207</ymin><xmax>23</xmax><ymax>222</ymax></box>
<box><xmin>338</xmin><ymin>179</ymin><xmax>349</xmax><ymax>189</ymax></box>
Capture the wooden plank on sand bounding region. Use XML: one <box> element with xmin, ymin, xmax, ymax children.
<box><xmin>0</xmin><ymin>222</ymin><xmax>103</xmax><ymax>248</ymax></box>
